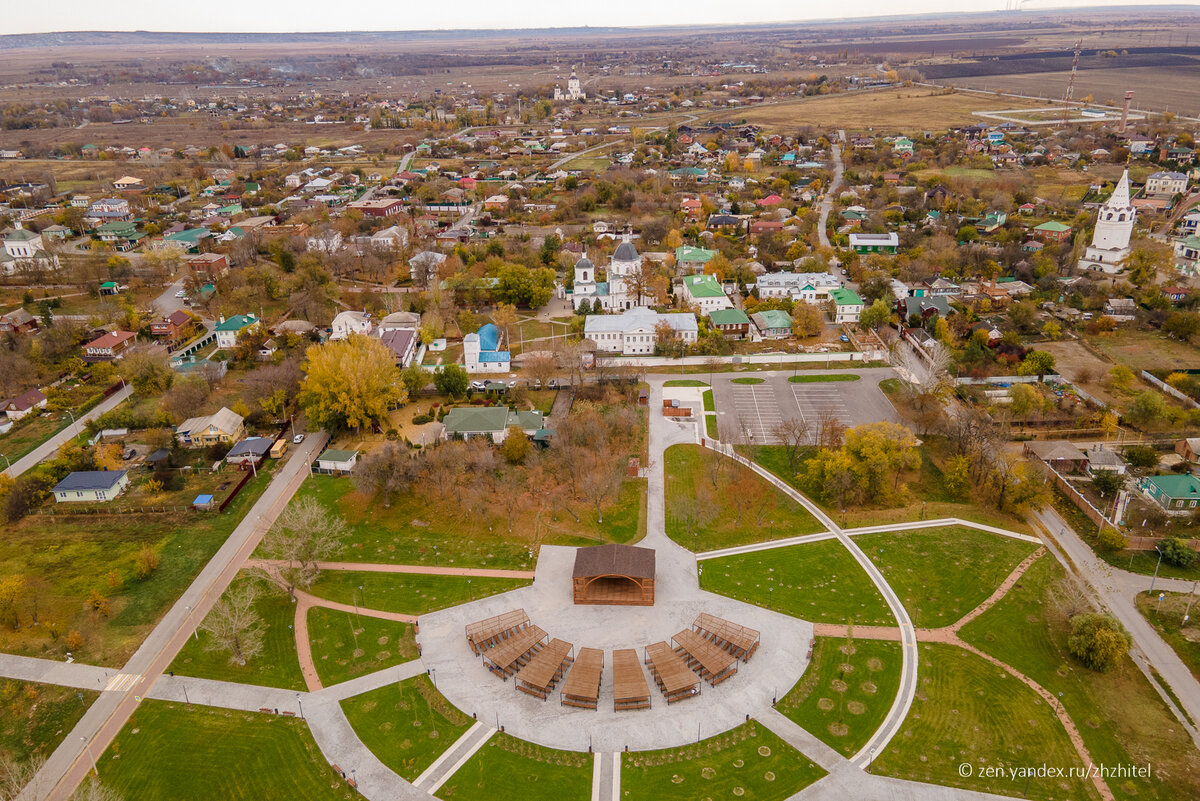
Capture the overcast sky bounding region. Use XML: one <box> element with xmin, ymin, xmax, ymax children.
<box><xmin>7</xmin><ymin>1</ymin><xmax>1197</xmax><ymax>36</ymax></box>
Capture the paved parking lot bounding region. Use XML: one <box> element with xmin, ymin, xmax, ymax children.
<box><xmin>712</xmin><ymin>369</ymin><xmax>899</xmax><ymax>444</ymax></box>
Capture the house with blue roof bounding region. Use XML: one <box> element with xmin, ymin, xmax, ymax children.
<box><xmin>463</xmin><ymin>323</ymin><xmax>511</xmax><ymax>374</ymax></box>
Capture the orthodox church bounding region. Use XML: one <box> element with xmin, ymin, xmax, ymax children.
<box><xmin>571</xmin><ymin>238</ymin><xmax>643</xmax><ymax>311</ymax></box>
<box><xmin>553</xmin><ymin>67</ymin><xmax>586</xmax><ymax>102</ymax></box>
<box><xmin>1078</xmin><ymin>169</ymin><xmax>1135</xmax><ymax>275</ymax></box>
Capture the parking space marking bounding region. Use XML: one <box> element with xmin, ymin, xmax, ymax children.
<box><xmin>791</xmin><ymin>385</ymin><xmax>855</xmax><ymax>428</ymax></box>
<box><xmin>730</xmin><ymin>385</ymin><xmax>783</xmax><ymax>442</ymax></box>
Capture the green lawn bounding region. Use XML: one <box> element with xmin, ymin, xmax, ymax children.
<box><xmin>307</xmin><ymin>572</ymin><xmax>530</xmax><ymax>616</ymax></box>
<box><xmin>278</xmin><ymin>475</ymin><xmax>643</xmax><ymax>569</ymax></box>
<box><xmin>706</xmin><ymin>414</ymin><xmax>718</xmax><ymax>439</ymax></box>
<box><xmin>702</xmin><ymin>389</ymin><xmax>715</xmax><ymax>411</ymax></box>
<box><xmin>340</xmin><ymin>675</ymin><xmax>472</xmax><ymax>781</ymax></box>
<box><xmin>438</xmin><ymin>732</ymin><xmax>592</xmax><ymax>801</ymax></box>
<box><xmin>856</xmin><ymin>526</ymin><xmax>1038</xmax><ymax>628</ymax></box>
<box><xmin>959</xmin><ymin>554</ymin><xmax>1200</xmax><ymax>801</ymax></box>
<box><xmin>699</xmin><ymin>539</ymin><xmax>893</xmax><ymax>625</ymax></box>
<box><xmin>169</xmin><ymin>576</ymin><xmax>305</xmax><ymax>691</ymax></box>
<box><xmin>778</xmin><ymin>637</ymin><xmax>902</xmax><ymax>757</ymax></box>
<box><xmin>622</xmin><ymin>722</ymin><xmax>826</xmax><ymax>801</ymax></box>
<box><xmin>1135</xmin><ymin>591</ymin><xmax>1200</xmax><ymax>682</ymax></box>
<box><xmin>663</xmin><ymin>379</ymin><xmax>709</xmax><ymax>387</ymax></box>
<box><xmin>872</xmin><ymin>643</ymin><xmax>1095</xmax><ymax>801</ymax></box>
<box><xmin>731</xmin><ymin>377</ymin><xmax>765</xmax><ymax>384</ymax></box>
<box><xmin>100</xmin><ymin>701</ymin><xmax>352</xmax><ymax>801</ymax></box>
<box><xmin>787</xmin><ymin>374</ymin><xmax>860</xmax><ymax>383</ymax></box>
<box><xmin>665</xmin><ymin>444</ymin><xmax>823</xmax><ymax>552</ymax></box>
<box><xmin>0</xmin><ymin>465</ymin><xmax>278</xmax><ymax>666</ymax></box>
<box><xmin>309</xmin><ymin>606</ymin><xmax>418</xmax><ymax>688</ymax></box>
<box><xmin>0</xmin><ymin>681</ymin><xmax>96</xmax><ymax>765</ymax></box>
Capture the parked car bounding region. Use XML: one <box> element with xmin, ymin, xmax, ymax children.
<box><xmin>840</xmin><ymin>335</ymin><xmax>850</xmax><ymax>342</ymax></box>
<box><xmin>175</xmin><ymin>290</ymin><xmax>187</xmax><ymax>298</ymax></box>
<box><xmin>548</xmin><ymin>379</ymin><xmax>558</xmax><ymax>389</ymax></box>
<box><xmin>121</xmin><ymin>447</ymin><xmax>137</xmax><ymax>460</ymax></box>
<box><xmin>292</xmin><ymin>434</ymin><xmax>305</xmax><ymax>444</ymax></box>
<box><xmin>470</xmin><ymin>381</ymin><xmax>486</xmax><ymax>391</ymax></box>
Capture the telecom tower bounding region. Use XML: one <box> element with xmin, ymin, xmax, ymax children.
<box><xmin>1064</xmin><ymin>39</ymin><xmax>1082</xmax><ymax>102</ymax></box>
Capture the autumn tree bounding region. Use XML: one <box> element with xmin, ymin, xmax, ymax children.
<box><xmin>499</xmin><ymin>426</ymin><xmax>531</xmax><ymax>464</ymax></box>
<box><xmin>298</xmin><ymin>335</ymin><xmax>405</xmax><ymax>433</ymax></box>
<box><xmin>858</xmin><ymin>298</ymin><xmax>893</xmax><ymax>331</ymax></box>
<box><xmin>1017</xmin><ymin>350</ymin><xmax>1055</xmax><ymax>382</ymax></box>
<box><xmin>401</xmin><ymin>363</ymin><xmax>432</xmax><ymax>396</ymax></box>
<box><xmin>791</xmin><ymin>302</ymin><xmax>824</xmax><ymax>337</ymax></box>
<box><xmin>490</xmin><ymin>303</ymin><xmax>519</xmax><ymax>348</ymax></box>
<box><xmin>1067</xmin><ymin>613</ymin><xmax>1130</xmax><ymax>672</ymax></box>
<box><xmin>524</xmin><ymin>353</ymin><xmax>557</xmax><ymax>387</ymax></box>
<box><xmin>354</xmin><ymin>442</ymin><xmax>419</xmax><ymax>508</ymax></box>
<box><xmin>260</xmin><ymin>497</ymin><xmax>345</xmax><ymax>596</ymax></box>
<box><xmin>201</xmin><ymin>581</ymin><xmax>267</xmax><ymax>666</ymax></box>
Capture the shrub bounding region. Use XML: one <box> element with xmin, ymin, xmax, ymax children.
<box><xmin>1159</xmin><ymin>537</ymin><xmax>1197</xmax><ymax>569</ymax></box>
<box><xmin>411</xmin><ymin>414</ymin><xmax>433</xmax><ymax>425</ymax></box>
<box><xmin>65</xmin><ymin>630</ymin><xmax>83</xmax><ymax>651</ymax></box>
<box><xmin>1097</xmin><ymin>526</ymin><xmax>1127</xmax><ymax>551</ymax></box>
<box><xmin>1068</xmin><ymin>613</ymin><xmax>1131</xmax><ymax>672</ymax></box>
<box><xmin>1123</xmin><ymin>445</ymin><xmax>1158</xmax><ymax>469</ymax></box>
<box><xmin>135</xmin><ymin>546</ymin><xmax>160</xmax><ymax>580</ymax></box>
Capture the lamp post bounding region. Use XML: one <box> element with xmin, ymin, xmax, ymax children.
<box><xmin>1149</xmin><ymin>545</ymin><xmax>1164</xmax><ymax>595</ymax></box>
<box><xmin>0</xmin><ymin>453</ymin><xmax>10</xmax><ymax>471</ymax></box>
<box><xmin>1184</xmin><ymin>580</ymin><xmax>1198</xmax><ymax>624</ymax></box>
<box><xmin>65</xmin><ymin>409</ymin><xmax>78</xmax><ymax>438</ymax></box>
<box><xmin>869</xmin><ymin>747</ymin><xmax>876</xmax><ymax>774</ymax></box>
<box><xmin>80</xmin><ymin>736</ymin><xmax>98</xmax><ymax>776</ymax></box>
<box><xmin>296</xmin><ymin>694</ymin><xmax>304</xmax><ymax>719</ymax></box>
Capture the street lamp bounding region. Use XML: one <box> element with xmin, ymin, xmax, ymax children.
<box><xmin>869</xmin><ymin>747</ymin><xmax>876</xmax><ymax>774</ymax></box>
<box><xmin>296</xmin><ymin>694</ymin><xmax>304</xmax><ymax>719</ymax></box>
<box><xmin>0</xmin><ymin>453</ymin><xmax>10</xmax><ymax>470</ymax></box>
<box><xmin>80</xmin><ymin>736</ymin><xmax>98</xmax><ymax>776</ymax></box>
<box><xmin>1150</xmin><ymin>545</ymin><xmax>1164</xmax><ymax>595</ymax></box>
<box><xmin>65</xmin><ymin>409</ymin><xmax>78</xmax><ymax>438</ymax></box>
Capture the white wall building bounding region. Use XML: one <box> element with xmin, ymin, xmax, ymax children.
<box><xmin>330</xmin><ymin>311</ymin><xmax>373</xmax><ymax>340</ymax></box>
<box><xmin>584</xmin><ymin>308</ymin><xmax>698</xmax><ymax>355</ymax></box>
<box><xmin>1078</xmin><ymin>170</ymin><xmax>1136</xmax><ymax>275</ymax></box>
<box><xmin>755</xmin><ymin>272</ymin><xmax>842</xmax><ymax>303</ymax></box>
<box><xmin>571</xmin><ymin>238</ymin><xmax>643</xmax><ymax>311</ymax></box>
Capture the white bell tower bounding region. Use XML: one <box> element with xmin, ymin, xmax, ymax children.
<box><xmin>1078</xmin><ymin>169</ymin><xmax>1136</xmax><ymax>275</ymax></box>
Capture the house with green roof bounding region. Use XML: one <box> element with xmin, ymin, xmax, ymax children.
<box><xmin>96</xmin><ymin>220</ymin><xmax>142</xmax><ymax>250</ymax></box>
<box><xmin>829</xmin><ymin>287</ymin><xmax>864</xmax><ymax>324</ymax></box>
<box><xmin>156</xmin><ymin>228</ymin><xmax>211</xmax><ymax>253</ymax></box>
<box><xmin>681</xmin><ymin>273</ymin><xmax>732</xmax><ymax>313</ymax></box>
<box><xmin>440</xmin><ymin>407</ymin><xmax>544</xmax><ymax>443</ymax></box>
<box><xmin>214</xmin><ymin>314</ymin><xmax>259</xmax><ymax>349</ymax></box>
<box><xmin>1033</xmin><ymin>220</ymin><xmax>1072</xmax><ymax>243</ymax></box>
<box><xmin>1138</xmin><ymin>473</ymin><xmax>1200</xmax><ymax>513</ymax></box>
<box><xmin>708</xmin><ymin>307</ymin><xmax>750</xmax><ymax>338</ymax></box>
<box><xmin>675</xmin><ymin>246</ymin><xmax>716</xmax><ymax>272</ymax></box>
<box><xmin>750</xmin><ymin>309</ymin><xmax>793</xmax><ymax>339</ymax></box>
<box><xmin>315</xmin><ymin>449</ymin><xmax>358</xmax><ymax>473</ymax></box>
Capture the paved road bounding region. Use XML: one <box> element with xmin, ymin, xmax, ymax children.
<box><xmin>1032</xmin><ymin>505</ymin><xmax>1200</xmax><ymax>746</ymax></box>
<box><xmin>150</xmin><ymin>278</ymin><xmax>187</xmax><ymax>317</ymax></box>
<box><xmin>3</xmin><ymin>384</ymin><xmax>134</xmax><ymax>479</ymax></box>
<box><xmin>816</xmin><ymin>131</ymin><xmax>845</xmax><ymax>249</ymax></box>
<box><xmin>23</xmin><ymin>432</ymin><xmax>327</xmax><ymax>801</ymax></box>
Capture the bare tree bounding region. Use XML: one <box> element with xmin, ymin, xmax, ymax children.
<box><xmin>71</xmin><ymin>778</ymin><xmax>124</xmax><ymax>801</ymax></box>
<box><xmin>260</xmin><ymin>497</ymin><xmax>346</xmax><ymax>596</ymax></box>
<box><xmin>355</xmin><ymin>443</ymin><xmax>420</xmax><ymax>508</ymax></box>
<box><xmin>201</xmin><ymin>581</ymin><xmax>266</xmax><ymax>666</ymax></box>
<box><xmin>772</xmin><ymin>419</ymin><xmax>812</xmax><ymax>468</ymax></box>
<box><xmin>525</xmin><ymin>352</ymin><xmax>558</xmax><ymax>387</ymax></box>
<box><xmin>578</xmin><ymin>448</ymin><xmax>624</xmax><ymax>524</ymax></box>
<box><xmin>816</xmin><ymin>408</ymin><xmax>846</xmax><ymax>449</ymax></box>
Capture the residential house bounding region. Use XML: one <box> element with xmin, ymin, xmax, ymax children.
<box><xmin>680</xmin><ymin>274</ymin><xmax>733</xmax><ymax>313</ymax></box>
<box><xmin>2</xmin><ymin>389</ymin><xmax>47</xmax><ymax>421</ymax></box>
<box><xmin>756</xmin><ymin>271</ymin><xmax>841</xmax><ymax>303</ymax></box>
<box><xmin>347</xmin><ymin>198</ymin><xmax>404</xmax><ymax>217</ymax></box>
<box><xmin>1174</xmin><ymin>234</ymin><xmax>1200</xmax><ymax>277</ymax></box>
<box><xmin>1103</xmin><ymin>298</ymin><xmax>1137</xmax><ymax>322</ymax></box>
<box><xmin>1146</xmin><ymin>171</ymin><xmax>1188</xmax><ymax>198</ymax></box>
<box><xmin>84</xmin><ymin>198</ymin><xmax>132</xmax><ymax>224</ymax></box>
<box><xmin>150</xmin><ymin>310</ymin><xmax>193</xmax><ymax>341</ymax></box>
<box><xmin>314</xmin><ymin>449</ymin><xmax>358</xmax><ymax>473</ymax></box>
<box><xmin>95</xmin><ymin>221</ymin><xmax>141</xmax><ymax>251</ymax></box>
<box><xmin>409</xmin><ymin>250</ymin><xmax>447</xmax><ymax>284</ymax></box>
<box><xmin>584</xmin><ymin>308</ymin><xmax>698</xmax><ymax>355</ymax></box>
<box><xmin>1139</xmin><ymin>473</ymin><xmax>1200</xmax><ymax>513</ymax></box>
<box><xmin>1084</xmin><ymin>448</ymin><xmax>1127</xmax><ymax>476</ymax></box>
<box><xmin>214</xmin><ymin>314</ymin><xmax>259</xmax><ymax>349</ymax></box>
<box><xmin>112</xmin><ymin>176</ymin><xmax>144</xmax><ymax>192</ymax></box>
<box><xmin>330</xmin><ymin>310</ymin><xmax>373</xmax><ymax>340</ymax></box>
<box><xmin>897</xmin><ymin>295</ymin><xmax>952</xmax><ymax>322</ymax></box>
<box><xmin>52</xmin><ymin>471</ymin><xmax>130</xmax><ymax>503</ymax></box>
<box><xmin>1176</xmin><ymin>437</ymin><xmax>1200</xmax><ymax>462</ymax></box>
<box><xmin>674</xmin><ymin>246</ymin><xmax>716</xmax><ymax>273</ymax></box>
<box><xmin>848</xmin><ymin>232</ymin><xmax>898</xmax><ymax>254</ymax></box>
<box><xmin>83</xmin><ymin>331</ymin><xmax>135</xmax><ymax>360</ymax></box>
<box><xmin>175</xmin><ymin>407</ymin><xmax>246</xmax><ymax>447</ymax></box>
<box><xmin>1024</xmin><ymin>440</ymin><xmax>1088</xmax><ymax>473</ymax></box>
<box><xmin>463</xmin><ymin>323</ymin><xmax>510</xmax><ymax>373</ymax></box>
<box><xmin>441</xmin><ymin>407</ymin><xmax>544</xmax><ymax>442</ymax></box>
<box><xmin>0</xmin><ymin>308</ymin><xmax>38</xmax><ymax>335</ymax></box>
<box><xmin>708</xmin><ymin>308</ymin><xmax>750</xmax><ymax>338</ymax></box>
<box><xmin>350</xmin><ymin>225</ymin><xmax>407</xmax><ymax>253</ymax></box>
<box><xmin>186</xmin><ymin>253</ymin><xmax>229</xmax><ymax>281</ymax></box>
<box><xmin>751</xmin><ymin>309</ymin><xmax>793</xmax><ymax>339</ymax></box>
<box><xmin>829</xmin><ymin>287</ymin><xmax>864</xmax><ymax>324</ymax></box>
<box><xmin>379</xmin><ymin>328</ymin><xmax>418</xmax><ymax>368</ymax></box>
<box><xmin>225</xmin><ymin>437</ymin><xmax>273</xmax><ymax>468</ymax></box>
<box><xmin>1</xmin><ymin>225</ymin><xmax>60</xmax><ymax>273</ymax></box>
<box><xmin>1033</xmin><ymin>221</ymin><xmax>1072</xmax><ymax>243</ymax></box>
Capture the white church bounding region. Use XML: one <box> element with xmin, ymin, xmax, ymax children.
<box><xmin>1078</xmin><ymin>169</ymin><xmax>1135</xmax><ymax>275</ymax></box>
<box><xmin>553</xmin><ymin>67</ymin><xmax>585</xmax><ymax>102</ymax></box>
<box><xmin>571</xmin><ymin>238</ymin><xmax>643</xmax><ymax>311</ymax></box>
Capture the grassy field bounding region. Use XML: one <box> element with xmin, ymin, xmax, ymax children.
<box><xmin>1087</xmin><ymin>328</ymin><xmax>1200</xmax><ymax>372</ymax></box>
<box><xmin>706</xmin><ymin>414</ymin><xmax>718</xmax><ymax>439</ymax></box>
<box><xmin>340</xmin><ymin>675</ymin><xmax>472</xmax><ymax>781</ymax></box>
<box><xmin>856</xmin><ymin>526</ymin><xmax>1038</xmax><ymax>628</ymax></box>
<box><xmin>1136</xmin><ymin>591</ymin><xmax>1200</xmax><ymax>682</ymax></box>
<box><xmin>622</xmin><ymin>722</ymin><xmax>826</xmax><ymax>801</ymax></box>
<box><xmin>699</xmin><ymin>539</ymin><xmax>893</xmax><ymax>626</ymax></box>
<box><xmin>0</xmin><ymin>681</ymin><xmax>96</xmax><ymax>765</ymax></box>
<box><xmin>279</xmin><ymin>475</ymin><xmax>643</xmax><ymax>569</ymax></box>
<box><xmin>702</xmin><ymin>389</ymin><xmax>715</xmax><ymax>411</ymax></box>
<box><xmin>787</xmin><ymin>374</ymin><xmax>860</xmax><ymax>383</ymax></box>
<box><xmin>308</xmin><ymin>607</ymin><xmax>419</xmax><ymax>688</ymax></box>
<box><xmin>873</xmin><ymin>643</ymin><xmax>1095</xmax><ymax>801</ymax></box>
<box><xmin>100</xmin><ymin>701</ymin><xmax>352</xmax><ymax>801</ymax></box>
<box><xmin>665</xmin><ymin>445</ymin><xmax>824</xmax><ymax>552</ymax></box>
<box><xmin>307</xmin><ymin>571</ymin><xmax>530</xmax><ymax>616</ymax></box>
<box><xmin>0</xmin><ymin>466</ymin><xmax>277</xmax><ymax>665</ymax></box>
<box><xmin>438</xmin><ymin>732</ymin><xmax>592</xmax><ymax>801</ymax></box>
<box><xmin>169</xmin><ymin>576</ymin><xmax>306</xmax><ymax>691</ymax></box>
<box><xmin>714</xmin><ymin>88</ymin><xmax>1049</xmax><ymax>132</ymax></box>
<box><xmin>777</xmin><ymin>637</ymin><xmax>903</xmax><ymax>757</ymax></box>
<box><xmin>959</xmin><ymin>555</ymin><xmax>1200</xmax><ymax>800</ymax></box>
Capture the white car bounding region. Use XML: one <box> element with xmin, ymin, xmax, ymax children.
<box><xmin>174</xmin><ymin>290</ymin><xmax>187</xmax><ymax>298</ymax></box>
<box><xmin>292</xmin><ymin>434</ymin><xmax>305</xmax><ymax>444</ymax></box>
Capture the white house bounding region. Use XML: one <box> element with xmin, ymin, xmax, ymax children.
<box><xmin>409</xmin><ymin>250</ymin><xmax>447</xmax><ymax>284</ymax></box>
<box><xmin>330</xmin><ymin>311</ymin><xmax>373</xmax><ymax>340</ymax></box>
<box><xmin>756</xmin><ymin>271</ymin><xmax>841</xmax><ymax>303</ymax></box>
<box><xmin>584</xmin><ymin>308</ymin><xmax>698</xmax><ymax>355</ymax></box>
<box><xmin>1145</xmin><ymin>171</ymin><xmax>1188</xmax><ymax>198</ymax></box>
<box><xmin>463</xmin><ymin>323</ymin><xmax>510</xmax><ymax>373</ymax></box>
<box><xmin>679</xmin><ymin>273</ymin><xmax>733</xmax><ymax>313</ymax></box>
<box><xmin>3</xmin><ymin>388</ymin><xmax>47</xmax><ymax>420</ymax></box>
<box><xmin>829</xmin><ymin>287</ymin><xmax>864</xmax><ymax>324</ymax></box>
<box><xmin>52</xmin><ymin>471</ymin><xmax>129</xmax><ymax>503</ymax></box>
<box><xmin>315</xmin><ymin>448</ymin><xmax>358</xmax><ymax>473</ymax></box>
<box><xmin>1</xmin><ymin>224</ymin><xmax>59</xmax><ymax>274</ymax></box>
<box><xmin>214</xmin><ymin>314</ymin><xmax>259</xmax><ymax>349</ymax></box>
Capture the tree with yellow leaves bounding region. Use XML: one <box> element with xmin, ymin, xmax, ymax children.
<box><xmin>298</xmin><ymin>335</ymin><xmax>405</xmax><ymax>434</ymax></box>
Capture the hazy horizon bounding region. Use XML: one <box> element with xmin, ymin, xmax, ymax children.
<box><xmin>8</xmin><ymin>0</ymin><xmax>1200</xmax><ymax>37</ymax></box>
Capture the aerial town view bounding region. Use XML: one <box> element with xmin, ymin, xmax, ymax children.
<box><xmin>2</xmin><ymin>1</ymin><xmax>1200</xmax><ymax>799</ymax></box>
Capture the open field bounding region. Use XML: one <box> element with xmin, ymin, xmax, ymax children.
<box><xmin>947</xmin><ymin>66</ymin><xmax>1200</xmax><ymax>118</ymax></box>
<box><xmin>307</xmin><ymin>571</ymin><xmax>530</xmax><ymax>616</ymax></box>
<box><xmin>438</xmin><ymin>732</ymin><xmax>592</xmax><ymax>801</ymax></box>
<box><xmin>169</xmin><ymin>576</ymin><xmax>306</xmax><ymax>691</ymax></box>
<box><xmin>699</xmin><ymin>539</ymin><xmax>893</xmax><ymax>626</ymax></box>
<box><xmin>1086</xmin><ymin>329</ymin><xmax>1200</xmax><ymax>373</ymax></box>
<box><xmin>622</xmin><ymin>722</ymin><xmax>826</xmax><ymax>801</ymax></box>
<box><xmin>873</xmin><ymin>642</ymin><xmax>1095</xmax><ymax>801</ymax></box>
<box><xmin>664</xmin><ymin>444</ymin><xmax>824</xmax><ymax>552</ymax></box>
<box><xmin>959</xmin><ymin>555</ymin><xmax>1200</xmax><ymax>800</ymax></box>
<box><xmin>0</xmin><ymin>681</ymin><xmax>97</xmax><ymax>765</ymax></box>
<box><xmin>709</xmin><ymin>89</ymin><xmax>1051</xmax><ymax>133</ymax></box>
<box><xmin>778</xmin><ymin>637</ymin><xmax>902</xmax><ymax>758</ymax></box>
<box><xmin>339</xmin><ymin>675</ymin><xmax>472</xmax><ymax>781</ymax></box>
<box><xmin>309</xmin><ymin>607</ymin><xmax>418</xmax><ymax>688</ymax></box>
<box><xmin>856</xmin><ymin>526</ymin><xmax>1039</xmax><ymax>628</ymax></box>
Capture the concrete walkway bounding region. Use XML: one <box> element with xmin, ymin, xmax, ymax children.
<box><xmin>0</xmin><ymin>653</ymin><xmax>113</xmax><ymax>692</ymax></box>
<box><xmin>412</xmin><ymin>721</ymin><xmax>495</xmax><ymax>795</ymax></box>
<box><xmin>4</xmin><ymin>384</ymin><xmax>133</xmax><ymax>478</ymax></box>
<box><xmin>591</xmin><ymin>752</ymin><xmax>620</xmax><ymax>801</ymax></box>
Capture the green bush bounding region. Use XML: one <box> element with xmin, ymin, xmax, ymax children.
<box><xmin>1068</xmin><ymin>613</ymin><xmax>1131</xmax><ymax>672</ymax></box>
<box><xmin>1160</xmin><ymin>537</ymin><xmax>1198</xmax><ymax>569</ymax></box>
<box><xmin>1123</xmin><ymin>445</ymin><xmax>1158</xmax><ymax>469</ymax></box>
<box><xmin>1096</xmin><ymin>526</ymin><xmax>1127</xmax><ymax>551</ymax></box>
<box><xmin>411</xmin><ymin>415</ymin><xmax>433</xmax><ymax>425</ymax></box>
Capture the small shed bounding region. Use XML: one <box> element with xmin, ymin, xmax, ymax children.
<box><xmin>315</xmin><ymin>449</ymin><xmax>358</xmax><ymax>474</ymax></box>
<box><xmin>572</xmin><ymin>544</ymin><xmax>655</xmax><ymax>606</ymax></box>
<box><xmin>192</xmin><ymin>494</ymin><xmax>216</xmax><ymax>511</ymax></box>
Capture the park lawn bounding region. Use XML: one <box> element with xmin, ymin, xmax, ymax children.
<box><xmin>340</xmin><ymin>675</ymin><xmax>472</xmax><ymax>781</ymax></box>
<box><xmin>309</xmin><ymin>607</ymin><xmax>418</xmax><ymax>688</ymax></box>
<box><xmin>280</xmin><ymin>475</ymin><xmax>643</xmax><ymax>569</ymax></box>
<box><xmin>1135</xmin><ymin>591</ymin><xmax>1200</xmax><ymax>682</ymax></box>
<box><xmin>307</xmin><ymin>572</ymin><xmax>530</xmax><ymax>616</ymax></box>
<box><xmin>0</xmin><ymin>465</ymin><xmax>278</xmax><ymax>666</ymax></box>
<box><xmin>663</xmin><ymin>379</ymin><xmax>709</xmax><ymax>387</ymax></box>
<box><xmin>777</xmin><ymin>637</ymin><xmax>902</xmax><ymax>757</ymax></box>
<box><xmin>699</xmin><ymin>539</ymin><xmax>893</xmax><ymax>626</ymax></box>
<box><xmin>100</xmin><ymin>701</ymin><xmax>352</xmax><ymax>801</ymax></box>
<box><xmin>702</xmin><ymin>389</ymin><xmax>715</xmax><ymax>411</ymax></box>
<box><xmin>0</xmin><ymin>681</ymin><xmax>97</xmax><ymax>765</ymax></box>
<box><xmin>438</xmin><ymin>732</ymin><xmax>592</xmax><ymax>801</ymax></box>
<box><xmin>731</xmin><ymin>377</ymin><xmax>765</xmax><ymax>384</ymax></box>
<box><xmin>169</xmin><ymin>576</ymin><xmax>305</xmax><ymax>691</ymax></box>
<box><xmin>787</xmin><ymin>374</ymin><xmax>859</xmax><ymax>383</ymax></box>
<box><xmin>855</xmin><ymin>526</ymin><xmax>1039</xmax><ymax>628</ymax></box>
<box><xmin>665</xmin><ymin>444</ymin><xmax>823</xmax><ymax>552</ymax></box>
<box><xmin>622</xmin><ymin>722</ymin><xmax>826</xmax><ymax>801</ymax></box>
<box><xmin>873</xmin><ymin>642</ymin><xmax>1094</xmax><ymax>801</ymax></box>
<box><xmin>959</xmin><ymin>554</ymin><xmax>1200</xmax><ymax>801</ymax></box>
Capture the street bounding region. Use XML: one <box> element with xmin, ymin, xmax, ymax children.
<box><xmin>3</xmin><ymin>384</ymin><xmax>134</xmax><ymax>479</ymax></box>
